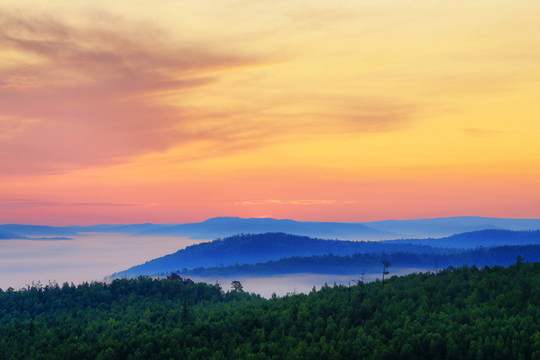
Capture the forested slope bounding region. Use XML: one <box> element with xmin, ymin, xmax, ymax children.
<box><xmin>115</xmin><ymin>232</ymin><xmax>449</xmax><ymax>277</ymax></box>
<box><xmin>383</xmin><ymin>229</ymin><xmax>540</xmax><ymax>248</ymax></box>
<box><xmin>177</xmin><ymin>244</ymin><xmax>540</xmax><ymax>277</ymax></box>
<box><xmin>2</xmin><ymin>262</ymin><xmax>540</xmax><ymax>359</ymax></box>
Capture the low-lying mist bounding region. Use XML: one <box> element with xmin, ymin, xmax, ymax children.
<box><xmin>0</xmin><ymin>233</ymin><xmax>432</xmax><ymax>297</ymax></box>
<box><xmin>189</xmin><ymin>268</ymin><xmax>429</xmax><ymax>298</ymax></box>
<box><xmin>0</xmin><ymin>233</ymin><xmax>203</xmax><ymax>290</ymax></box>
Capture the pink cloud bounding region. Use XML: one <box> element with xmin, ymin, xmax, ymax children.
<box><xmin>0</xmin><ymin>10</ymin><xmax>259</xmax><ymax>176</ymax></box>
<box><xmin>0</xmin><ymin>9</ymin><xmax>417</xmax><ymax>178</ymax></box>
<box><xmin>0</xmin><ymin>199</ymin><xmax>144</xmax><ymax>210</ymax></box>
<box><xmin>240</xmin><ymin>199</ymin><xmax>357</xmax><ymax>206</ymax></box>
<box><xmin>0</xmin><ymin>76</ymin><xmax>40</xmax><ymax>88</ymax></box>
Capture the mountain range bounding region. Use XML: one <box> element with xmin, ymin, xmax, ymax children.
<box><xmin>177</xmin><ymin>244</ymin><xmax>540</xmax><ymax>278</ymax></box>
<box><xmin>3</xmin><ymin>216</ymin><xmax>540</xmax><ymax>240</ymax></box>
<box><xmin>113</xmin><ymin>229</ymin><xmax>540</xmax><ymax>278</ymax></box>
<box><xmin>112</xmin><ymin>232</ymin><xmax>456</xmax><ymax>277</ymax></box>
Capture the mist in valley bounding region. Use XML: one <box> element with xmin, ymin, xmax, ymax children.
<box><xmin>0</xmin><ymin>233</ymin><xmax>203</xmax><ymax>290</ymax></box>
<box><xmin>190</xmin><ymin>268</ymin><xmax>430</xmax><ymax>298</ymax></box>
<box><xmin>0</xmin><ymin>232</ymin><xmax>432</xmax><ymax>296</ymax></box>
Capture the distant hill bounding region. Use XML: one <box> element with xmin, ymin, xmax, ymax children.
<box><xmin>3</xmin><ymin>216</ymin><xmax>540</xmax><ymax>240</ymax></box>
<box><xmin>0</xmin><ymin>223</ymin><xmax>171</xmax><ymax>239</ymax></box>
<box><xmin>0</xmin><ymin>224</ymin><xmax>79</xmax><ymax>237</ymax></box>
<box><xmin>78</xmin><ymin>216</ymin><xmax>540</xmax><ymax>240</ymax></box>
<box><xmin>0</xmin><ymin>232</ymin><xmax>27</xmax><ymax>240</ymax></box>
<box><xmin>363</xmin><ymin>216</ymin><xmax>540</xmax><ymax>238</ymax></box>
<box><xmin>136</xmin><ymin>217</ymin><xmax>397</xmax><ymax>240</ymax></box>
<box><xmin>113</xmin><ymin>232</ymin><xmax>450</xmax><ymax>277</ymax></box>
<box><xmin>114</xmin><ymin>229</ymin><xmax>540</xmax><ymax>277</ymax></box>
<box><xmin>65</xmin><ymin>223</ymin><xmax>172</xmax><ymax>235</ymax></box>
<box><xmin>0</xmin><ymin>231</ymin><xmax>71</xmax><ymax>241</ymax></box>
<box><xmin>383</xmin><ymin>229</ymin><xmax>540</xmax><ymax>248</ymax></box>
<box><xmin>180</xmin><ymin>245</ymin><xmax>540</xmax><ymax>277</ymax></box>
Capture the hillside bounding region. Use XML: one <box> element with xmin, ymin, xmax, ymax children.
<box><xmin>135</xmin><ymin>216</ymin><xmax>540</xmax><ymax>239</ymax></box>
<box><xmin>0</xmin><ymin>232</ymin><xmax>26</xmax><ymax>240</ymax></box>
<box><xmin>383</xmin><ymin>229</ymin><xmax>540</xmax><ymax>248</ymax></box>
<box><xmin>364</xmin><ymin>216</ymin><xmax>540</xmax><ymax>238</ymax></box>
<box><xmin>0</xmin><ymin>224</ymin><xmax>78</xmax><ymax>237</ymax></box>
<box><xmin>2</xmin><ymin>263</ymin><xmax>540</xmax><ymax>359</ymax></box>
<box><xmin>114</xmin><ymin>229</ymin><xmax>540</xmax><ymax>278</ymax></box>
<box><xmin>113</xmin><ymin>232</ymin><xmax>450</xmax><ymax>277</ymax></box>
<box><xmin>179</xmin><ymin>244</ymin><xmax>540</xmax><ymax>277</ymax></box>
<box><xmin>4</xmin><ymin>216</ymin><xmax>540</xmax><ymax>241</ymax></box>
<box><xmin>136</xmin><ymin>217</ymin><xmax>397</xmax><ymax>239</ymax></box>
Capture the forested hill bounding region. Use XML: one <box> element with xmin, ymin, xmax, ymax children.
<box><xmin>114</xmin><ymin>230</ymin><xmax>540</xmax><ymax>278</ymax></box>
<box><xmin>179</xmin><ymin>244</ymin><xmax>540</xmax><ymax>277</ymax></box>
<box><xmin>2</xmin><ymin>263</ymin><xmax>540</xmax><ymax>359</ymax></box>
<box><xmin>383</xmin><ymin>229</ymin><xmax>540</xmax><ymax>248</ymax></box>
<box><xmin>113</xmin><ymin>233</ymin><xmax>451</xmax><ymax>277</ymax></box>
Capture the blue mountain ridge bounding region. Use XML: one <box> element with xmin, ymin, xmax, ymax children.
<box><xmin>3</xmin><ymin>216</ymin><xmax>540</xmax><ymax>241</ymax></box>
<box><xmin>112</xmin><ymin>229</ymin><xmax>540</xmax><ymax>278</ymax></box>
<box><xmin>0</xmin><ymin>224</ymin><xmax>79</xmax><ymax>237</ymax></box>
<box><xmin>135</xmin><ymin>217</ymin><xmax>398</xmax><ymax>239</ymax></box>
<box><xmin>112</xmin><ymin>232</ymin><xmax>453</xmax><ymax>277</ymax></box>
<box><xmin>0</xmin><ymin>230</ymin><xmax>72</xmax><ymax>240</ymax></box>
<box><xmin>363</xmin><ymin>216</ymin><xmax>540</xmax><ymax>238</ymax></box>
<box><xmin>380</xmin><ymin>229</ymin><xmax>540</xmax><ymax>248</ymax></box>
<box><xmin>187</xmin><ymin>244</ymin><xmax>540</xmax><ymax>277</ymax></box>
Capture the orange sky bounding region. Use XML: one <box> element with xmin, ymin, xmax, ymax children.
<box><xmin>1</xmin><ymin>1</ymin><xmax>540</xmax><ymax>225</ymax></box>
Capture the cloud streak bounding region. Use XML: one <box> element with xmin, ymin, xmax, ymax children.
<box><xmin>462</xmin><ymin>128</ymin><xmax>503</xmax><ymax>138</ymax></box>
<box><xmin>0</xmin><ymin>9</ymin><xmax>260</xmax><ymax>176</ymax></box>
<box><xmin>0</xmin><ymin>199</ymin><xmax>143</xmax><ymax>210</ymax></box>
<box><xmin>0</xmin><ymin>8</ymin><xmax>418</xmax><ymax>178</ymax></box>
<box><xmin>240</xmin><ymin>199</ymin><xmax>357</xmax><ymax>206</ymax></box>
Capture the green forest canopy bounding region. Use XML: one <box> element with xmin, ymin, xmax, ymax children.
<box><xmin>2</xmin><ymin>261</ymin><xmax>540</xmax><ymax>359</ymax></box>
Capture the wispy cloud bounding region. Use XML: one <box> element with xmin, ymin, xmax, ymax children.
<box><xmin>240</xmin><ymin>199</ymin><xmax>357</xmax><ymax>206</ymax></box>
<box><xmin>0</xmin><ymin>200</ymin><xmax>143</xmax><ymax>210</ymax></box>
<box><xmin>0</xmin><ymin>8</ymin><xmax>419</xmax><ymax>177</ymax></box>
<box><xmin>462</xmin><ymin>128</ymin><xmax>503</xmax><ymax>138</ymax></box>
<box><xmin>0</xmin><ymin>9</ymin><xmax>261</xmax><ymax>176</ymax></box>
<box><xmin>0</xmin><ymin>76</ymin><xmax>40</xmax><ymax>88</ymax></box>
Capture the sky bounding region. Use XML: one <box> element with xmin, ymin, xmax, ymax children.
<box><xmin>1</xmin><ymin>0</ymin><xmax>540</xmax><ymax>225</ymax></box>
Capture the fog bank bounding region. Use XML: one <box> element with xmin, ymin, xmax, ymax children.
<box><xmin>0</xmin><ymin>233</ymin><xmax>203</xmax><ymax>290</ymax></box>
